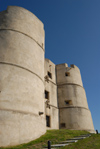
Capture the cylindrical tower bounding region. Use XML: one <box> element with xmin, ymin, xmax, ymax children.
<box><xmin>0</xmin><ymin>6</ymin><xmax>46</xmax><ymax>147</ymax></box>
<box><xmin>56</xmin><ymin>63</ymin><xmax>95</xmax><ymax>132</ymax></box>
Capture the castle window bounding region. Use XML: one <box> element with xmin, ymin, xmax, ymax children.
<box><xmin>46</xmin><ymin>115</ymin><xmax>50</xmax><ymax>127</ymax></box>
<box><xmin>65</xmin><ymin>101</ymin><xmax>69</xmax><ymax>104</ymax></box>
<box><xmin>65</xmin><ymin>100</ymin><xmax>72</xmax><ymax>105</ymax></box>
<box><xmin>65</xmin><ymin>72</ymin><xmax>70</xmax><ymax>76</ymax></box>
<box><xmin>61</xmin><ymin>123</ymin><xmax>66</xmax><ymax>128</ymax></box>
<box><xmin>45</xmin><ymin>90</ymin><xmax>49</xmax><ymax>99</ymax></box>
<box><xmin>48</xmin><ymin>71</ymin><xmax>52</xmax><ymax>79</ymax></box>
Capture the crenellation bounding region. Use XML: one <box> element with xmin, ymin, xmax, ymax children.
<box><xmin>70</xmin><ymin>64</ymin><xmax>80</xmax><ymax>72</ymax></box>
<box><xmin>56</xmin><ymin>63</ymin><xmax>68</xmax><ymax>69</ymax></box>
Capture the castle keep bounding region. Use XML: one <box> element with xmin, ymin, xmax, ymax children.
<box><xmin>0</xmin><ymin>6</ymin><xmax>95</xmax><ymax>147</ymax></box>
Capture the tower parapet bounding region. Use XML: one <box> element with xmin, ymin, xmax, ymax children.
<box><xmin>0</xmin><ymin>6</ymin><xmax>45</xmax><ymax>49</ymax></box>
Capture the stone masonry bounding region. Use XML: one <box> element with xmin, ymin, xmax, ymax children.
<box><xmin>0</xmin><ymin>6</ymin><xmax>95</xmax><ymax>147</ymax></box>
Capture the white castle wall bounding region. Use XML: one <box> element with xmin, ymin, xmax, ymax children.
<box><xmin>56</xmin><ymin>64</ymin><xmax>94</xmax><ymax>132</ymax></box>
<box><xmin>0</xmin><ymin>6</ymin><xmax>46</xmax><ymax>147</ymax></box>
<box><xmin>44</xmin><ymin>59</ymin><xmax>59</xmax><ymax>129</ymax></box>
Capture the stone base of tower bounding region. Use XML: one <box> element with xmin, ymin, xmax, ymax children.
<box><xmin>59</xmin><ymin>107</ymin><xmax>95</xmax><ymax>132</ymax></box>
<box><xmin>87</xmin><ymin>130</ymin><xmax>96</xmax><ymax>133</ymax></box>
<box><xmin>0</xmin><ymin>110</ymin><xmax>46</xmax><ymax>147</ymax></box>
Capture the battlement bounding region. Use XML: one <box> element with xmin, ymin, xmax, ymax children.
<box><xmin>56</xmin><ymin>63</ymin><xmax>80</xmax><ymax>72</ymax></box>
<box><xmin>70</xmin><ymin>64</ymin><xmax>80</xmax><ymax>72</ymax></box>
<box><xmin>56</xmin><ymin>63</ymin><xmax>68</xmax><ymax>69</ymax></box>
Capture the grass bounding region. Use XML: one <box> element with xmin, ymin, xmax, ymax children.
<box><xmin>0</xmin><ymin>129</ymin><xmax>88</xmax><ymax>149</ymax></box>
<box><xmin>62</xmin><ymin>134</ymin><xmax>100</xmax><ymax>149</ymax></box>
<box><xmin>0</xmin><ymin>129</ymin><xmax>97</xmax><ymax>149</ymax></box>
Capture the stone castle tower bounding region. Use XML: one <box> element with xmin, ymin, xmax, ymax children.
<box><xmin>0</xmin><ymin>6</ymin><xmax>95</xmax><ymax>147</ymax></box>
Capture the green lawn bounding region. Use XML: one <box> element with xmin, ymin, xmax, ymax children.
<box><xmin>0</xmin><ymin>129</ymin><xmax>98</xmax><ymax>149</ymax></box>
<box><xmin>62</xmin><ymin>134</ymin><xmax>100</xmax><ymax>149</ymax></box>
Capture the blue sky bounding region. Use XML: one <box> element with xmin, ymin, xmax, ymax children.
<box><xmin>0</xmin><ymin>0</ymin><xmax>100</xmax><ymax>132</ymax></box>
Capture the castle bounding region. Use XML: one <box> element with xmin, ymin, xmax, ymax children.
<box><xmin>0</xmin><ymin>6</ymin><xmax>95</xmax><ymax>147</ymax></box>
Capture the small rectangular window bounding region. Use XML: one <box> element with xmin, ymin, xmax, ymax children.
<box><xmin>65</xmin><ymin>100</ymin><xmax>72</xmax><ymax>105</ymax></box>
<box><xmin>61</xmin><ymin>123</ymin><xmax>66</xmax><ymax>128</ymax></box>
<box><xmin>46</xmin><ymin>115</ymin><xmax>50</xmax><ymax>127</ymax></box>
<box><xmin>48</xmin><ymin>71</ymin><xmax>52</xmax><ymax>79</ymax></box>
<box><xmin>45</xmin><ymin>90</ymin><xmax>49</xmax><ymax>99</ymax></box>
<box><xmin>65</xmin><ymin>72</ymin><xmax>70</xmax><ymax>76</ymax></box>
<box><xmin>65</xmin><ymin>101</ymin><xmax>70</xmax><ymax>104</ymax></box>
